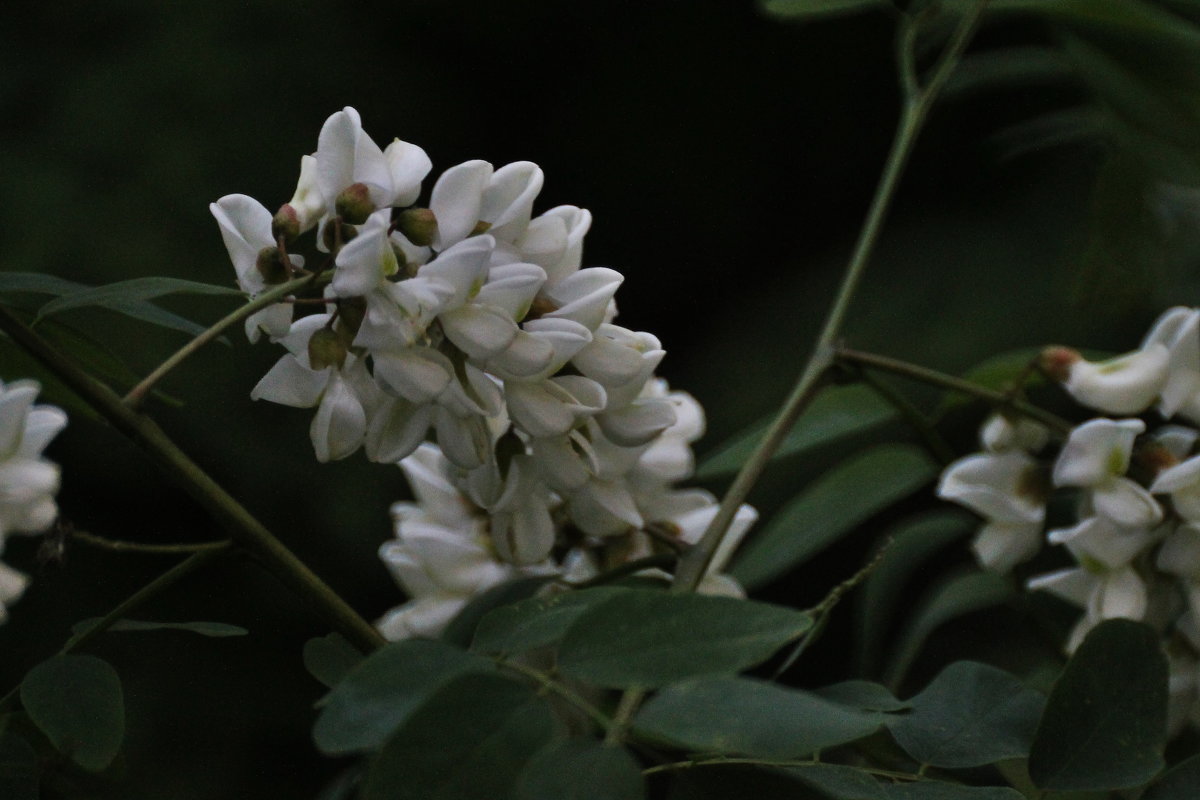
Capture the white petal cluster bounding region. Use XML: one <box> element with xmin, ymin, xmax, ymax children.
<box><xmin>938</xmin><ymin>307</ymin><xmax>1200</xmax><ymax>734</ymax></box>
<box><xmin>212</xmin><ymin>108</ymin><xmax>755</xmax><ymax>640</ymax></box>
<box><xmin>0</xmin><ymin>379</ymin><xmax>67</xmax><ymax>623</ymax></box>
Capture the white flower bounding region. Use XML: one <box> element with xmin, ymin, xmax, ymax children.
<box><xmin>1143</xmin><ymin>306</ymin><xmax>1200</xmax><ymax>423</ymax></box>
<box><xmin>0</xmin><ymin>379</ymin><xmax>67</xmax><ymax>623</ymax></box>
<box><xmin>1054</xmin><ymin>418</ymin><xmax>1162</xmax><ymax>528</ymax></box>
<box><xmin>1027</xmin><ymin>564</ymin><xmax>1148</xmax><ymax>651</ymax></box>
<box><xmin>316</xmin><ymin>107</ymin><xmax>430</xmax><ymax>214</ymax></box>
<box><xmin>430</xmin><ymin>160</ymin><xmax>543</xmax><ymax>250</ymax></box>
<box><xmin>980</xmin><ymin>413</ymin><xmax>1048</xmax><ymax>454</ymax></box>
<box><xmin>937</xmin><ymin>450</ymin><xmax>1047</xmax><ymax>572</ymax></box>
<box><xmin>1044</xmin><ymin>345</ymin><xmax>1169</xmax><ymax>415</ymax></box>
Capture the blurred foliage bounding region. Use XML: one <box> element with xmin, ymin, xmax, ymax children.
<box><xmin>3</xmin><ymin>0</ymin><xmax>1200</xmax><ymax>795</ymax></box>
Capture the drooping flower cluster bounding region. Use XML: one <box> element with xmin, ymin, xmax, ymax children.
<box><xmin>938</xmin><ymin>306</ymin><xmax>1200</xmax><ymax>733</ymax></box>
<box><xmin>0</xmin><ymin>379</ymin><xmax>66</xmax><ymax>622</ymax></box>
<box><xmin>212</xmin><ymin>108</ymin><xmax>756</xmax><ymax>640</ymax></box>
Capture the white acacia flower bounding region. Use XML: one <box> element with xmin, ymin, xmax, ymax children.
<box><xmin>430</xmin><ymin>160</ymin><xmax>543</xmax><ymax>250</ymax></box>
<box><xmin>1027</xmin><ymin>564</ymin><xmax>1148</xmax><ymax>652</ymax></box>
<box><xmin>1143</xmin><ymin>306</ymin><xmax>1200</xmax><ymax>423</ymax></box>
<box><xmin>516</xmin><ymin>205</ymin><xmax>592</xmax><ymax>287</ymax></box>
<box><xmin>1054</xmin><ymin>418</ymin><xmax>1162</xmax><ymax>528</ymax></box>
<box><xmin>316</xmin><ymin>107</ymin><xmax>431</xmax><ymax>215</ymax></box>
<box><xmin>980</xmin><ymin>413</ymin><xmax>1048</xmax><ymax>454</ymax></box>
<box><xmin>1043</xmin><ymin>345</ymin><xmax>1169</xmax><ymax>415</ymax></box>
<box><xmin>0</xmin><ymin>379</ymin><xmax>67</xmax><ymax>623</ymax></box>
<box><xmin>937</xmin><ymin>450</ymin><xmax>1047</xmax><ymax>572</ymax></box>
<box><xmin>209</xmin><ymin>194</ymin><xmax>302</xmax><ymax>342</ymax></box>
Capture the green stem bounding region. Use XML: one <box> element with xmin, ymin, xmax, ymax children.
<box><xmin>0</xmin><ymin>545</ymin><xmax>230</xmax><ymax>713</ymax></box>
<box><xmin>71</xmin><ymin>529</ymin><xmax>231</xmax><ymax>555</ymax></box>
<box><xmin>0</xmin><ymin>305</ymin><xmax>386</xmax><ymax>653</ymax></box>
<box><xmin>499</xmin><ymin>660</ymin><xmax>613</xmax><ymax>733</ymax></box>
<box><xmin>604</xmin><ymin>688</ymin><xmax>645</xmax><ymax>746</ymax></box>
<box><xmin>643</xmin><ymin>757</ymin><xmax>925</xmax><ymax>781</ymax></box>
<box><xmin>671</xmin><ymin>0</ymin><xmax>991</xmax><ymax>594</ymax></box>
<box><xmin>837</xmin><ymin>346</ymin><xmax>1072</xmax><ymax>434</ymax></box>
<box><xmin>123</xmin><ymin>274</ymin><xmax>322</xmax><ymax>408</ymax></box>
<box><xmin>854</xmin><ymin>369</ymin><xmax>956</xmax><ymax>465</ymax></box>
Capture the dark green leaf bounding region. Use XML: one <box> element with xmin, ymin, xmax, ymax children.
<box><xmin>984</xmin><ymin>0</ymin><xmax>1200</xmax><ymax>55</ymax></box>
<box><xmin>36</xmin><ymin>276</ymin><xmax>242</xmax><ymax>320</ymax></box>
<box><xmin>881</xmin><ymin>784</ymin><xmax>1025</xmax><ymax>800</ymax></box>
<box><xmin>1143</xmin><ymin>754</ymin><xmax>1200</xmax><ymax>800</ymax></box>
<box><xmin>441</xmin><ymin>575</ymin><xmax>556</xmax><ymax>648</ymax></box>
<box><xmin>733</xmin><ymin>444</ymin><xmax>938</xmax><ymax>590</ymax></box>
<box><xmin>945</xmin><ymin>47</ymin><xmax>1076</xmax><ymax>99</ymax></box>
<box><xmin>635</xmin><ymin>677</ymin><xmax>886</xmax><ymax>758</ymax></box>
<box><xmin>71</xmin><ymin>618</ymin><xmax>247</xmax><ymax>639</ymax></box>
<box><xmin>856</xmin><ymin>511</ymin><xmax>972</xmax><ymax>674</ymax></box>
<box><xmin>361</xmin><ymin>672</ymin><xmax>557</xmax><ymax>800</ymax></box>
<box><xmin>785</xmin><ymin>764</ymin><xmax>886</xmax><ymax>800</ymax></box>
<box><xmin>888</xmin><ymin>661</ymin><xmax>1045</xmax><ymax>768</ymax></box>
<box><xmin>0</xmin><ymin>272</ymin><xmax>93</xmax><ymax>297</ymax></box>
<box><xmin>472</xmin><ymin>587</ymin><xmax>630</xmax><ymax>655</ymax></box>
<box><xmin>303</xmin><ymin>633</ymin><xmax>364</xmax><ymax>690</ymax></box>
<box><xmin>313</xmin><ymin>639</ymin><xmax>494</xmax><ymax>755</ymax></box>
<box><xmin>884</xmin><ymin>570</ymin><xmax>1014</xmax><ymax>687</ymax></box>
<box><xmin>666</xmin><ymin>765</ymin><xmax>833</xmax><ymax>799</ymax></box>
<box><xmin>816</xmin><ymin>680</ymin><xmax>910</xmax><ymax>712</ymax></box>
<box><xmin>761</xmin><ymin>0</ymin><xmax>888</xmax><ymax>20</ymax></box>
<box><xmin>316</xmin><ymin>767</ymin><xmax>363</xmax><ymax>800</ymax></box>
<box><xmin>697</xmin><ymin>384</ymin><xmax>897</xmax><ymax>480</ymax></box>
<box><xmin>1029</xmin><ymin>619</ymin><xmax>1168</xmax><ymax>791</ymax></box>
<box><xmin>515</xmin><ymin>739</ymin><xmax>646</xmax><ymax>800</ymax></box>
<box><xmin>20</xmin><ymin>655</ymin><xmax>124</xmax><ymax>772</ymax></box>
<box><xmin>558</xmin><ymin>590</ymin><xmax>811</xmax><ymax>689</ymax></box>
<box><xmin>0</xmin><ymin>734</ymin><xmax>39</xmax><ymax>800</ymax></box>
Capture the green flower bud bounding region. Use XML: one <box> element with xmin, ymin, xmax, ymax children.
<box><xmin>308</xmin><ymin>327</ymin><xmax>347</xmax><ymax>370</ymax></box>
<box><xmin>322</xmin><ymin>220</ymin><xmax>358</xmax><ymax>252</ymax></box>
<box><xmin>271</xmin><ymin>204</ymin><xmax>301</xmax><ymax>243</ymax></box>
<box><xmin>335</xmin><ymin>296</ymin><xmax>367</xmax><ymax>348</ymax></box>
<box><xmin>394</xmin><ymin>208</ymin><xmax>438</xmax><ymax>247</ymax></box>
<box><xmin>335</xmin><ymin>182</ymin><xmax>375</xmax><ymax>225</ymax></box>
<box><xmin>255</xmin><ymin>246</ymin><xmax>290</xmax><ymax>285</ymax></box>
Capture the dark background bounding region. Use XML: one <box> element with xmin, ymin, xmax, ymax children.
<box><xmin>2</xmin><ymin>0</ymin><xmax>1198</xmax><ymax>796</ymax></box>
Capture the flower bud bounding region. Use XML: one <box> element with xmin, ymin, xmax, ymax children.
<box><xmin>308</xmin><ymin>327</ymin><xmax>347</xmax><ymax>370</ymax></box>
<box><xmin>322</xmin><ymin>220</ymin><xmax>358</xmax><ymax>252</ymax></box>
<box><xmin>393</xmin><ymin>208</ymin><xmax>438</xmax><ymax>247</ymax></box>
<box><xmin>272</xmin><ymin>204</ymin><xmax>301</xmax><ymax>243</ymax></box>
<box><xmin>335</xmin><ymin>182</ymin><xmax>375</xmax><ymax>225</ymax></box>
<box><xmin>335</xmin><ymin>296</ymin><xmax>366</xmax><ymax>347</ymax></box>
<box><xmin>1040</xmin><ymin>346</ymin><xmax>1080</xmax><ymax>382</ymax></box>
<box><xmin>255</xmin><ymin>246</ymin><xmax>290</xmax><ymax>285</ymax></box>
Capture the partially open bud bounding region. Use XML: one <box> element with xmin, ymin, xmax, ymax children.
<box><xmin>322</xmin><ymin>220</ymin><xmax>358</xmax><ymax>252</ymax></box>
<box><xmin>394</xmin><ymin>208</ymin><xmax>438</xmax><ymax>247</ymax></box>
<box><xmin>308</xmin><ymin>327</ymin><xmax>347</xmax><ymax>370</ymax></box>
<box><xmin>1040</xmin><ymin>346</ymin><xmax>1081</xmax><ymax>382</ymax></box>
<box><xmin>335</xmin><ymin>183</ymin><xmax>375</xmax><ymax>225</ymax></box>
<box><xmin>272</xmin><ymin>204</ymin><xmax>301</xmax><ymax>243</ymax></box>
<box><xmin>255</xmin><ymin>246</ymin><xmax>290</xmax><ymax>285</ymax></box>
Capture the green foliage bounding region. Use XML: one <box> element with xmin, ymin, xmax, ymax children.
<box><xmin>0</xmin><ymin>733</ymin><xmax>39</xmax><ymax>800</ymax></box>
<box><xmin>20</xmin><ymin>655</ymin><xmax>124</xmax><ymax>773</ymax></box>
<box><xmin>634</xmin><ymin>676</ymin><xmax>888</xmax><ymax>758</ymax></box>
<box><xmin>786</xmin><ymin>764</ymin><xmax>887</xmax><ymax>800</ymax></box>
<box><xmin>816</xmin><ymin>680</ymin><xmax>910</xmax><ymax>712</ymax></box>
<box><xmin>0</xmin><ymin>271</ymin><xmax>227</xmax><ymax>339</ymax></box>
<box><xmin>733</xmin><ymin>444</ymin><xmax>938</xmax><ymax>590</ymax></box>
<box><xmin>855</xmin><ymin>511</ymin><xmax>973</xmax><ymax>674</ymax></box>
<box><xmin>696</xmin><ymin>383</ymin><xmax>898</xmax><ymax>480</ymax></box>
<box><xmin>1028</xmin><ymin>619</ymin><xmax>1168</xmax><ymax>791</ymax></box>
<box><xmin>312</xmin><ymin>639</ymin><xmax>494</xmax><ymax>755</ymax></box>
<box><xmin>302</xmin><ymin>633</ymin><xmax>364</xmax><ymax>690</ymax></box>
<box><xmin>883</xmin><ymin>569</ymin><xmax>1014</xmax><ymax>686</ymax></box>
<box><xmin>1143</xmin><ymin>754</ymin><xmax>1200</xmax><ymax>800</ymax></box>
<box><xmin>556</xmin><ymin>589</ymin><xmax>812</xmax><ymax>689</ymax></box>
<box><xmin>441</xmin><ymin>576</ymin><xmax>556</xmax><ymax>648</ymax></box>
<box><xmin>34</xmin><ymin>276</ymin><xmax>243</xmax><ymax>322</ymax></box>
<box><xmin>359</xmin><ymin>672</ymin><xmax>558</xmax><ymax>800</ymax></box>
<box><xmin>880</xmin><ymin>785</ymin><xmax>1024</xmax><ymax>800</ymax></box>
<box><xmin>761</xmin><ymin>0</ymin><xmax>889</xmax><ymax>20</ymax></box>
<box><xmin>472</xmin><ymin>586</ymin><xmax>629</xmax><ymax>655</ymax></box>
<box><xmin>70</xmin><ymin>618</ymin><xmax>248</xmax><ymax>639</ymax></box>
<box><xmin>887</xmin><ymin>661</ymin><xmax>1045</xmax><ymax>768</ymax></box>
<box><xmin>515</xmin><ymin>739</ymin><xmax>646</xmax><ymax>800</ymax></box>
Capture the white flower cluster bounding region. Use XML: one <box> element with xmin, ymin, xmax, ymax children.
<box><xmin>0</xmin><ymin>379</ymin><xmax>66</xmax><ymax>622</ymax></box>
<box><xmin>212</xmin><ymin>108</ymin><xmax>756</xmax><ymax>640</ymax></box>
<box><xmin>937</xmin><ymin>307</ymin><xmax>1200</xmax><ymax>733</ymax></box>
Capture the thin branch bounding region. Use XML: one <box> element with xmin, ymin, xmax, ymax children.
<box><xmin>670</xmin><ymin>0</ymin><xmax>992</xmax><ymax>595</ymax></box>
<box><xmin>836</xmin><ymin>346</ymin><xmax>1072</xmax><ymax>434</ymax></box>
<box><xmin>123</xmin><ymin>273</ymin><xmax>322</xmax><ymax>408</ymax></box>
<box><xmin>853</xmin><ymin>369</ymin><xmax>956</xmax><ymax>465</ymax></box>
<box><xmin>71</xmin><ymin>528</ymin><xmax>231</xmax><ymax>555</ymax></box>
<box><xmin>0</xmin><ymin>304</ymin><xmax>386</xmax><ymax>653</ymax></box>
<box><xmin>605</xmin><ymin>688</ymin><xmax>646</xmax><ymax>746</ymax></box>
